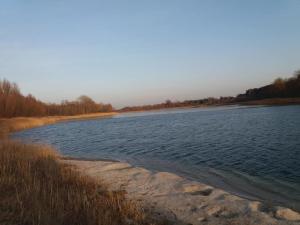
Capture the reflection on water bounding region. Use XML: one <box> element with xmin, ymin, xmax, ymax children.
<box><xmin>13</xmin><ymin>105</ymin><xmax>300</xmax><ymax>211</ymax></box>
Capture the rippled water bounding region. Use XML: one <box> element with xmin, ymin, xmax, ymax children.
<box><xmin>13</xmin><ymin>105</ymin><xmax>300</xmax><ymax>211</ymax></box>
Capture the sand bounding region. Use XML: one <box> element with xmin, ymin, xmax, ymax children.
<box><xmin>63</xmin><ymin>159</ymin><xmax>300</xmax><ymax>225</ymax></box>
<box><xmin>3</xmin><ymin>113</ymin><xmax>300</xmax><ymax>224</ymax></box>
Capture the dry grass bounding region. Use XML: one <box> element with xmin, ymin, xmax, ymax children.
<box><xmin>0</xmin><ymin>112</ymin><xmax>117</xmax><ymax>138</ymax></box>
<box><xmin>0</xmin><ymin>114</ymin><xmax>167</xmax><ymax>224</ymax></box>
<box><xmin>0</xmin><ymin>140</ymin><xmax>163</xmax><ymax>225</ymax></box>
<box><xmin>0</xmin><ymin>111</ymin><xmax>286</xmax><ymax>225</ymax></box>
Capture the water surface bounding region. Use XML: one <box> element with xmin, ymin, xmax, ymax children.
<box><xmin>13</xmin><ymin>105</ymin><xmax>300</xmax><ymax>211</ymax></box>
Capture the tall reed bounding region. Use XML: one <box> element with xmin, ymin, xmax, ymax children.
<box><xmin>0</xmin><ymin>140</ymin><xmax>160</xmax><ymax>225</ymax></box>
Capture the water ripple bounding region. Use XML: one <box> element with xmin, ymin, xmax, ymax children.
<box><xmin>13</xmin><ymin>105</ymin><xmax>300</xmax><ymax>210</ymax></box>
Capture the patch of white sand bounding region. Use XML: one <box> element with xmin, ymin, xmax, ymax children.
<box><xmin>63</xmin><ymin>159</ymin><xmax>300</xmax><ymax>225</ymax></box>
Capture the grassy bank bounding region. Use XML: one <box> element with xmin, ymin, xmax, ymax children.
<box><xmin>0</xmin><ymin>140</ymin><xmax>161</xmax><ymax>225</ymax></box>
<box><xmin>0</xmin><ymin>114</ymin><xmax>165</xmax><ymax>225</ymax></box>
<box><xmin>0</xmin><ymin>112</ymin><xmax>117</xmax><ymax>138</ymax></box>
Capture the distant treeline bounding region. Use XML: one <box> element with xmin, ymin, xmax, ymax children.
<box><xmin>120</xmin><ymin>70</ymin><xmax>300</xmax><ymax>112</ymax></box>
<box><xmin>2</xmin><ymin>70</ymin><xmax>300</xmax><ymax>116</ymax></box>
<box><xmin>120</xmin><ymin>97</ymin><xmax>235</xmax><ymax>112</ymax></box>
<box><xmin>236</xmin><ymin>71</ymin><xmax>300</xmax><ymax>101</ymax></box>
<box><xmin>0</xmin><ymin>79</ymin><xmax>113</xmax><ymax>118</ymax></box>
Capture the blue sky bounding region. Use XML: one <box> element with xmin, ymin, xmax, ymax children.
<box><xmin>0</xmin><ymin>0</ymin><xmax>300</xmax><ymax>108</ymax></box>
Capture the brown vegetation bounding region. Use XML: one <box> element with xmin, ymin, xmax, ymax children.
<box><xmin>120</xmin><ymin>97</ymin><xmax>235</xmax><ymax>112</ymax></box>
<box><xmin>120</xmin><ymin>70</ymin><xmax>300</xmax><ymax>112</ymax></box>
<box><xmin>239</xmin><ymin>97</ymin><xmax>300</xmax><ymax>106</ymax></box>
<box><xmin>0</xmin><ymin>140</ymin><xmax>161</xmax><ymax>225</ymax></box>
<box><xmin>0</xmin><ymin>115</ymin><xmax>164</xmax><ymax>225</ymax></box>
<box><xmin>236</xmin><ymin>70</ymin><xmax>300</xmax><ymax>101</ymax></box>
<box><xmin>0</xmin><ymin>112</ymin><xmax>117</xmax><ymax>138</ymax></box>
<box><xmin>0</xmin><ymin>79</ymin><xmax>113</xmax><ymax>118</ymax></box>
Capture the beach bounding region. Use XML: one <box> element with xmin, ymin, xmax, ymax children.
<box><xmin>62</xmin><ymin>159</ymin><xmax>300</xmax><ymax>224</ymax></box>
<box><xmin>2</xmin><ymin>113</ymin><xmax>300</xmax><ymax>224</ymax></box>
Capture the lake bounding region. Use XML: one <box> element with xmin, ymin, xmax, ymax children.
<box><xmin>13</xmin><ymin>105</ymin><xmax>300</xmax><ymax>211</ymax></box>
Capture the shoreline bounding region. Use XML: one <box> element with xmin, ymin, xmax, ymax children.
<box><xmin>60</xmin><ymin>156</ymin><xmax>119</xmax><ymax>162</ymax></box>
<box><xmin>238</xmin><ymin>97</ymin><xmax>300</xmax><ymax>106</ymax></box>
<box><xmin>2</xmin><ymin>111</ymin><xmax>300</xmax><ymax>224</ymax></box>
<box><xmin>63</xmin><ymin>159</ymin><xmax>300</xmax><ymax>224</ymax></box>
<box><xmin>59</xmin><ymin>155</ymin><xmax>300</xmax><ymax>213</ymax></box>
<box><xmin>118</xmin><ymin>97</ymin><xmax>300</xmax><ymax>113</ymax></box>
<box><xmin>0</xmin><ymin>112</ymin><xmax>117</xmax><ymax>138</ymax></box>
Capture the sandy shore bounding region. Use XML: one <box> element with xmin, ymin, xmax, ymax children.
<box><xmin>62</xmin><ymin>159</ymin><xmax>300</xmax><ymax>225</ymax></box>
<box><xmin>2</xmin><ymin>113</ymin><xmax>300</xmax><ymax>224</ymax></box>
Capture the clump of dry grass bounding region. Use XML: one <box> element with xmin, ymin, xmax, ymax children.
<box><xmin>0</xmin><ymin>140</ymin><xmax>161</xmax><ymax>225</ymax></box>
<box><xmin>0</xmin><ymin>112</ymin><xmax>117</xmax><ymax>138</ymax></box>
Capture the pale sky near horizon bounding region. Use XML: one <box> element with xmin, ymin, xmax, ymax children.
<box><xmin>0</xmin><ymin>0</ymin><xmax>300</xmax><ymax>108</ymax></box>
